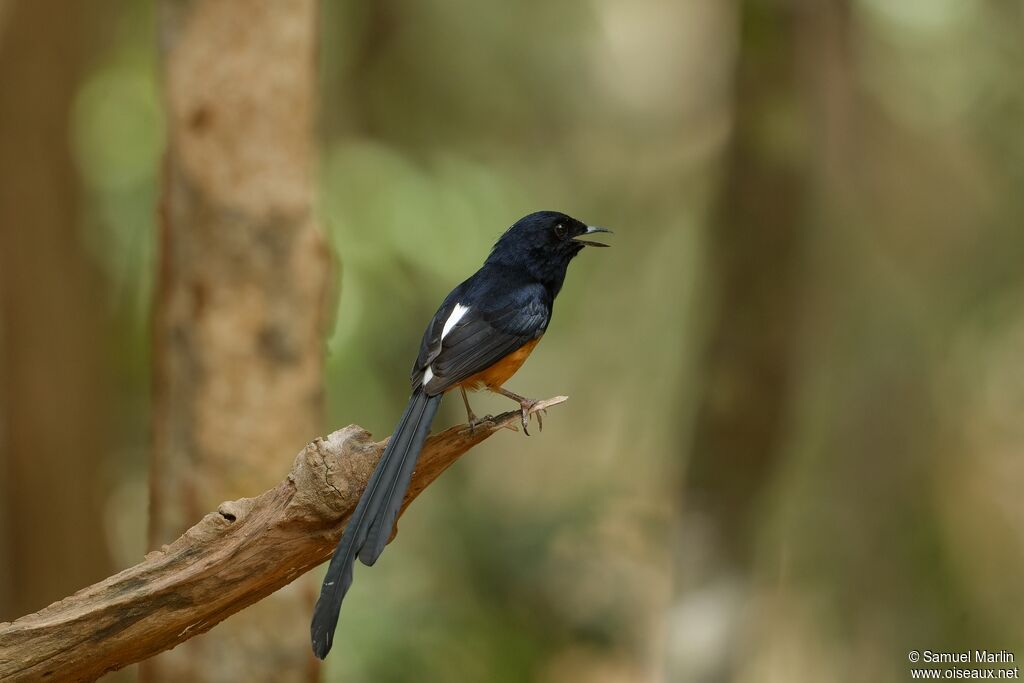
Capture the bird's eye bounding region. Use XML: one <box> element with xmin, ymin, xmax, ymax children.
<box><xmin>554</xmin><ymin>223</ymin><xmax>568</xmax><ymax>239</ymax></box>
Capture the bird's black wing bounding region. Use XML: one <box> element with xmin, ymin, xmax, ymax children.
<box><xmin>409</xmin><ymin>277</ymin><xmax>475</xmax><ymax>388</ymax></box>
<box><xmin>417</xmin><ymin>283</ymin><xmax>550</xmax><ymax>395</ymax></box>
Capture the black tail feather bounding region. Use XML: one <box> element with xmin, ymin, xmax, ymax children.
<box><xmin>310</xmin><ymin>389</ymin><xmax>441</xmax><ymax>659</ymax></box>
<box><xmin>358</xmin><ymin>391</ymin><xmax>441</xmax><ymax>566</ymax></box>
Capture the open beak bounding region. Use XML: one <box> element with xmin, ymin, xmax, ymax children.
<box><xmin>573</xmin><ymin>225</ymin><xmax>613</xmax><ymax>248</ymax></box>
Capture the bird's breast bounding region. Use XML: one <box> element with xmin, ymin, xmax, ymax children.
<box><xmin>459</xmin><ymin>337</ymin><xmax>542</xmax><ymax>391</ymax></box>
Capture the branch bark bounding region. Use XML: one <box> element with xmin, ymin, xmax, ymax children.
<box><xmin>0</xmin><ymin>397</ymin><xmax>566</xmax><ymax>683</ymax></box>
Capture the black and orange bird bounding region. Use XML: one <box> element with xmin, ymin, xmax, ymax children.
<box><xmin>310</xmin><ymin>210</ymin><xmax>611</xmax><ymax>658</ymax></box>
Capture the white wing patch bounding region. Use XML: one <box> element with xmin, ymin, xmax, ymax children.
<box><xmin>441</xmin><ymin>303</ymin><xmax>470</xmax><ymax>341</ymax></box>
<box><xmin>421</xmin><ymin>304</ymin><xmax>468</xmax><ymax>388</ymax></box>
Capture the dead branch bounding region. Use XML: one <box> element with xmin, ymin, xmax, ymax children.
<box><xmin>0</xmin><ymin>397</ymin><xmax>567</xmax><ymax>682</ymax></box>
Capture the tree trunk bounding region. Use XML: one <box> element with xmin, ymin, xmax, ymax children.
<box><xmin>0</xmin><ymin>0</ymin><xmax>113</xmax><ymax>623</ymax></box>
<box><xmin>146</xmin><ymin>1</ymin><xmax>331</xmax><ymax>680</ymax></box>
<box><xmin>684</xmin><ymin>0</ymin><xmax>811</xmax><ymax>564</ymax></box>
<box><xmin>669</xmin><ymin>0</ymin><xmax>849</xmax><ymax>679</ymax></box>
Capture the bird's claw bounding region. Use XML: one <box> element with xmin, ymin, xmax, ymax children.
<box><xmin>519</xmin><ymin>400</ymin><xmax>542</xmax><ymax>436</ymax></box>
<box><xmin>492</xmin><ymin>389</ymin><xmax>566</xmax><ymax>436</ymax></box>
<box><xmin>461</xmin><ymin>413</ymin><xmax>496</xmax><ymax>435</ymax></box>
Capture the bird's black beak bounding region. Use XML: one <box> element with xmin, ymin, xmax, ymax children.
<box><xmin>573</xmin><ymin>225</ymin><xmax>612</xmax><ymax>248</ymax></box>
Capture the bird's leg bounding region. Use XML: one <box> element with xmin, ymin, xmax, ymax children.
<box><xmin>490</xmin><ymin>386</ymin><xmax>544</xmax><ymax>435</ymax></box>
<box><xmin>460</xmin><ymin>386</ymin><xmax>480</xmax><ymax>432</ymax></box>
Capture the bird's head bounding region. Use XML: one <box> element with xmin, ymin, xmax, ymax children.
<box><xmin>486</xmin><ymin>211</ymin><xmax>611</xmax><ymax>278</ymax></box>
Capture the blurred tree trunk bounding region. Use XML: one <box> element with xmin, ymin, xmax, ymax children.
<box><xmin>0</xmin><ymin>0</ymin><xmax>113</xmax><ymax>622</ymax></box>
<box><xmin>685</xmin><ymin>0</ymin><xmax>815</xmax><ymax>563</ymax></box>
<box><xmin>671</xmin><ymin>0</ymin><xmax>849</xmax><ymax>679</ymax></box>
<box><xmin>145</xmin><ymin>1</ymin><xmax>331</xmax><ymax>681</ymax></box>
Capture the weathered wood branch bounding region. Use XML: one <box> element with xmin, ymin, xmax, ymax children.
<box><xmin>0</xmin><ymin>397</ymin><xmax>567</xmax><ymax>682</ymax></box>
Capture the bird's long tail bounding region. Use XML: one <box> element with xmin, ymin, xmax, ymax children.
<box><xmin>310</xmin><ymin>388</ymin><xmax>441</xmax><ymax>659</ymax></box>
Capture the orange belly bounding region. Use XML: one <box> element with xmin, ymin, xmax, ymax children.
<box><xmin>458</xmin><ymin>337</ymin><xmax>541</xmax><ymax>391</ymax></box>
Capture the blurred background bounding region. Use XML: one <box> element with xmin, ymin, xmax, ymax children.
<box><xmin>2</xmin><ymin>0</ymin><xmax>1023</xmax><ymax>681</ymax></box>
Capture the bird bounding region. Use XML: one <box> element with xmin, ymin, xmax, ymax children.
<box><xmin>310</xmin><ymin>210</ymin><xmax>611</xmax><ymax>659</ymax></box>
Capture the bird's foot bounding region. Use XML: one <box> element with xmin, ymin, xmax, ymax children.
<box><xmin>496</xmin><ymin>388</ymin><xmax>543</xmax><ymax>435</ymax></box>
<box><xmin>460</xmin><ymin>386</ymin><xmax>482</xmax><ymax>434</ymax></box>
<box><xmin>489</xmin><ymin>388</ymin><xmax>568</xmax><ymax>435</ymax></box>
<box><xmin>518</xmin><ymin>399</ymin><xmax>542</xmax><ymax>436</ymax></box>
